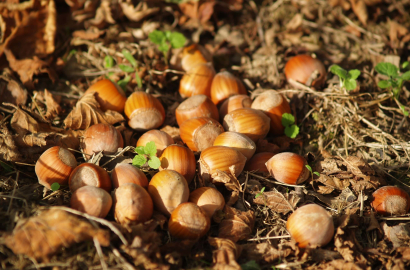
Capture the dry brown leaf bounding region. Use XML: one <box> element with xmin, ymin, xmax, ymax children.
<box><xmin>85</xmin><ymin>0</ymin><xmax>116</xmax><ymax>29</ymax></box>
<box><xmin>4</xmin><ymin>208</ymin><xmax>110</xmax><ymax>262</ymax></box>
<box><xmin>349</xmin><ymin>0</ymin><xmax>368</xmax><ymax>26</ymax></box>
<box><xmin>242</xmin><ymin>242</ymin><xmax>292</xmax><ymax>263</ymax></box>
<box><xmin>253</xmin><ymin>189</ymin><xmax>301</xmax><ymax>214</ymax></box>
<box><xmin>334</xmin><ymin>214</ymin><xmax>367</xmax><ymax>262</ymax></box>
<box><xmin>382</xmin><ymin>223</ymin><xmax>410</xmax><ymax>248</ymax></box>
<box><xmin>4</xmin><ymin>49</ymin><xmax>58</xmax><ymax>88</ymax></box>
<box><xmin>179</xmin><ymin>1</ymin><xmax>215</xmax><ymax>30</ymax></box>
<box><xmin>389</xmin><ymin>20</ymin><xmax>410</xmax><ymax>49</ymax></box>
<box><xmin>72</xmin><ymin>26</ymin><xmax>105</xmax><ymax>40</ymax></box>
<box><xmin>0</xmin><ymin>126</ymin><xmax>21</xmax><ymax>162</ymax></box>
<box><xmin>10</xmin><ymin>104</ymin><xmax>40</xmax><ymax>136</ymax></box>
<box><xmin>121</xmin><ymin>223</ymin><xmax>169</xmax><ymax>270</ymax></box>
<box><xmin>0</xmin><ymin>71</ymin><xmax>27</xmax><ymax>106</ymax></box>
<box><xmin>256</xmin><ymin>139</ymin><xmax>280</xmax><ymax>154</ymax></box>
<box><xmin>0</xmin><ymin>0</ymin><xmax>57</xmax><ymax>87</ymax></box>
<box><xmin>64</xmin><ymin>92</ymin><xmax>124</xmax><ymax>130</ymax></box>
<box><xmin>211</xmin><ymin>166</ymin><xmax>241</xmax><ymax>192</ymax></box>
<box><xmin>120</xmin><ymin>1</ymin><xmax>159</xmax><ymax>22</ymax></box>
<box><xmin>209</xmin><ymin>237</ymin><xmax>242</xmax><ymax>270</ymax></box>
<box><xmin>43</xmin><ymin>90</ymin><xmax>62</xmax><ymax>120</ymax></box>
<box><xmin>218</xmin><ymin>206</ymin><xmax>255</xmax><ymax>242</ymax></box>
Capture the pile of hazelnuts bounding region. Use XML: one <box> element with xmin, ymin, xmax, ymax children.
<box><xmin>34</xmin><ymin>44</ymin><xmax>410</xmax><ymax>247</ymax></box>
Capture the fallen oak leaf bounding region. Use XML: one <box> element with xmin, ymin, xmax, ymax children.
<box><xmin>253</xmin><ymin>189</ymin><xmax>302</xmax><ymax>214</ymax></box>
<box><xmin>218</xmin><ymin>205</ymin><xmax>255</xmax><ymax>242</ymax></box>
<box><xmin>64</xmin><ymin>92</ymin><xmax>124</xmax><ymax>130</ymax></box>
<box><xmin>208</xmin><ymin>237</ymin><xmax>242</xmax><ymax>270</ymax></box>
<box><xmin>4</xmin><ymin>208</ymin><xmax>110</xmax><ymax>262</ymax></box>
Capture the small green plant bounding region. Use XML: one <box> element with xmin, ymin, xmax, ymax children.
<box><xmin>241</xmin><ymin>260</ymin><xmax>261</xmax><ymax>270</ymax></box>
<box><xmin>0</xmin><ymin>160</ymin><xmax>13</xmax><ymax>172</ymax></box>
<box><xmin>282</xmin><ymin>113</ymin><xmax>299</xmax><ymax>139</ymax></box>
<box><xmin>305</xmin><ymin>164</ymin><xmax>320</xmax><ymax>179</ymax></box>
<box><xmin>375</xmin><ymin>62</ymin><xmax>410</xmax><ymax>98</ymax></box>
<box><xmin>51</xmin><ymin>182</ymin><xmax>61</xmax><ymax>192</ymax></box>
<box><xmin>254</xmin><ymin>186</ymin><xmax>266</xmax><ymax>199</ymax></box>
<box><xmin>329</xmin><ymin>65</ymin><xmax>361</xmax><ymax>91</ymax></box>
<box><xmin>375</xmin><ymin>61</ymin><xmax>410</xmax><ymax>116</ymax></box>
<box><xmin>148</xmin><ymin>30</ymin><xmax>186</xmax><ymax>64</ymax></box>
<box><xmin>132</xmin><ymin>141</ymin><xmax>161</xmax><ymax>169</ymax></box>
<box><xmin>103</xmin><ymin>50</ymin><xmax>142</xmax><ymax>90</ymax></box>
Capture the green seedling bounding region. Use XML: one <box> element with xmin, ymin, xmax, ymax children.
<box><xmin>329</xmin><ymin>65</ymin><xmax>361</xmax><ymax>91</ymax></box>
<box><xmin>254</xmin><ymin>186</ymin><xmax>266</xmax><ymax>199</ymax></box>
<box><xmin>103</xmin><ymin>50</ymin><xmax>142</xmax><ymax>91</ymax></box>
<box><xmin>305</xmin><ymin>164</ymin><xmax>320</xmax><ymax>180</ymax></box>
<box><xmin>148</xmin><ymin>30</ymin><xmax>186</xmax><ymax>64</ymax></box>
<box><xmin>282</xmin><ymin>113</ymin><xmax>299</xmax><ymax>139</ymax></box>
<box><xmin>0</xmin><ymin>160</ymin><xmax>14</xmax><ymax>172</ymax></box>
<box><xmin>375</xmin><ymin>62</ymin><xmax>410</xmax><ymax>116</ymax></box>
<box><xmin>132</xmin><ymin>141</ymin><xmax>161</xmax><ymax>169</ymax></box>
<box><xmin>376</xmin><ymin>62</ymin><xmax>410</xmax><ymax>98</ymax></box>
<box><xmin>51</xmin><ymin>183</ymin><xmax>61</xmax><ymax>192</ymax></box>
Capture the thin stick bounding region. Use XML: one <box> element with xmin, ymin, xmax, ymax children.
<box><xmin>247</xmin><ymin>172</ymin><xmax>305</xmax><ymax>188</ymax></box>
<box><xmin>94</xmin><ymin>237</ymin><xmax>108</xmax><ymax>270</ymax></box>
<box><xmin>247</xmin><ymin>234</ymin><xmax>291</xmax><ymax>241</ymax></box>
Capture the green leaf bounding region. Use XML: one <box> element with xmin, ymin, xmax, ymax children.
<box><xmin>144</xmin><ymin>141</ymin><xmax>157</xmax><ymax>156</ymax></box>
<box><xmin>158</xmin><ymin>42</ymin><xmax>170</xmax><ymax>53</ymax></box>
<box><xmin>132</xmin><ymin>155</ymin><xmax>147</xmax><ymax>167</ymax></box>
<box><xmin>378</xmin><ymin>80</ymin><xmax>391</xmax><ymax>89</ymax></box>
<box><xmin>117</xmin><ymin>76</ymin><xmax>131</xmax><ymax>90</ymax></box>
<box><xmin>149</xmin><ymin>30</ymin><xmax>166</xmax><ymax>45</ymax></box>
<box><xmin>164</xmin><ymin>30</ymin><xmax>172</xmax><ymax>40</ymax></box>
<box><xmin>305</xmin><ymin>164</ymin><xmax>312</xmax><ymax>173</ymax></box>
<box><xmin>0</xmin><ymin>160</ymin><xmax>13</xmax><ymax>172</ymax></box>
<box><xmin>135</xmin><ymin>146</ymin><xmax>146</xmax><ymax>155</ymax></box>
<box><xmin>148</xmin><ymin>156</ymin><xmax>161</xmax><ymax>169</ymax></box>
<box><xmin>284</xmin><ymin>124</ymin><xmax>299</xmax><ymax>139</ymax></box>
<box><xmin>135</xmin><ymin>71</ymin><xmax>142</xmax><ymax>89</ymax></box>
<box><xmin>51</xmin><ymin>183</ymin><xmax>60</xmax><ymax>191</ymax></box>
<box><xmin>329</xmin><ymin>65</ymin><xmax>348</xmax><ymax>79</ymax></box>
<box><xmin>241</xmin><ymin>260</ymin><xmax>261</xmax><ymax>270</ymax></box>
<box><xmin>168</xmin><ymin>32</ymin><xmax>186</xmax><ymax>49</ymax></box>
<box><xmin>400</xmin><ymin>105</ymin><xmax>409</xmax><ymax>117</ymax></box>
<box><xmin>348</xmin><ymin>69</ymin><xmax>361</xmax><ymax>80</ymax></box>
<box><xmin>402</xmin><ymin>61</ymin><xmax>409</xmax><ymax>69</ymax></box>
<box><xmin>401</xmin><ymin>70</ymin><xmax>410</xmax><ymax>81</ymax></box>
<box><xmin>313</xmin><ymin>172</ymin><xmax>320</xmax><ymax>176</ymax></box>
<box><xmin>119</xmin><ymin>64</ymin><xmax>134</xmax><ymax>73</ymax></box>
<box><xmin>375</xmin><ymin>62</ymin><xmax>399</xmax><ymax>77</ymax></box>
<box><xmin>344</xmin><ymin>78</ymin><xmax>357</xmax><ymax>91</ymax></box>
<box><xmin>104</xmin><ymin>55</ymin><xmax>114</xmax><ymax>68</ymax></box>
<box><xmin>281</xmin><ymin>113</ymin><xmax>295</xmax><ymax>127</ymax></box>
<box><xmin>122</xmin><ymin>50</ymin><xmax>138</xmax><ymax>68</ymax></box>
<box><xmin>254</xmin><ymin>187</ymin><xmax>265</xmax><ymax>199</ymax></box>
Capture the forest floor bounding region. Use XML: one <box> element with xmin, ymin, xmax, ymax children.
<box><xmin>1</xmin><ymin>0</ymin><xmax>410</xmax><ymax>269</ymax></box>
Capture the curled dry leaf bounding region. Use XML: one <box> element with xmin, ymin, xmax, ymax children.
<box><xmin>0</xmin><ymin>126</ymin><xmax>21</xmax><ymax>162</ymax></box>
<box><xmin>64</xmin><ymin>92</ymin><xmax>124</xmax><ymax>130</ymax></box>
<box><xmin>382</xmin><ymin>222</ymin><xmax>410</xmax><ymax>248</ymax></box>
<box><xmin>349</xmin><ymin>0</ymin><xmax>368</xmax><ymax>26</ymax></box>
<box><xmin>120</xmin><ymin>1</ymin><xmax>159</xmax><ymax>22</ymax></box>
<box><xmin>242</xmin><ymin>242</ymin><xmax>293</xmax><ymax>263</ymax></box>
<box><xmin>218</xmin><ymin>206</ymin><xmax>255</xmax><ymax>242</ymax></box>
<box><xmin>211</xmin><ymin>166</ymin><xmax>241</xmax><ymax>193</ymax></box>
<box><xmin>208</xmin><ymin>237</ymin><xmax>242</xmax><ymax>270</ymax></box>
<box><xmin>4</xmin><ymin>208</ymin><xmax>110</xmax><ymax>262</ymax></box>
<box><xmin>85</xmin><ymin>0</ymin><xmax>116</xmax><ymax>29</ymax></box>
<box><xmin>389</xmin><ymin>20</ymin><xmax>410</xmax><ymax>49</ymax></box>
<box><xmin>334</xmin><ymin>214</ymin><xmax>367</xmax><ymax>262</ymax></box>
<box><xmin>72</xmin><ymin>26</ymin><xmax>105</xmax><ymax>40</ymax></box>
<box><xmin>0</xmin><ymin>72</ymin><xmax>27</xmax><ymax>106</ymax></box>
<box><xmin>121</xmin><ymin>223</ymin><xmax>169</xmax><ymax>270</ymax></box>
<box><xmin>0</xmin><ymin>0</ymin><xmax>57</xmax><ymax>87</ymax></box>
<box><xmin>315</xmin><ymin>155</ymin><xmax>385</xmax><ymax>193</ymax></box>
<box><xmin>253</xmin><ymin>189</ymin><xmax>302</xmax><ymax>214</ymax></box>
<box><xmin>42</xmin><ymin>90</ymin><xmax>62</xmax><ymax>120</ymax></box>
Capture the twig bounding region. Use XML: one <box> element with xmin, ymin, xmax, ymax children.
<box><xmin>94</xmin><ymin>237</ymin><xmax>108</xmax><ymax>270</ymax></box>
<box><xmin>247</xmin><ymin>234</ymin><xmax>291</xmax><ymax>241</ymax></box>
<box><xmin>247</xmin><ymin>172</ymin><xmax>305</xmax><ymax>188</ymax></box>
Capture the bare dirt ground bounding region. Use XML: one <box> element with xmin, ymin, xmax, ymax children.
<box><xmin>1</xmin><ymin>0</ymin><xmax>410</xmax><ymax>269</ymax></box>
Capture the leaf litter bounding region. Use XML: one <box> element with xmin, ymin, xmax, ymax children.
<box><xmin>1</xmin><ymin>0</ymin><xmax>410</xmax><ymax>269</ymax></box>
